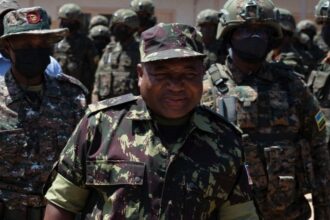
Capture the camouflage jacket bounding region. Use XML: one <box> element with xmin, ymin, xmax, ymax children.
<box><xmin>0</xmin><ymin>72</ymin><xmax>87</xmax><ymax>210</ymax></box>
<box><xmin>53</xmin><ymin>33</ymin><xmax>99</xmax><ymax>93</ymax></box>
<box><xmin>49</xmin><ymin>94</ymin><xmax>257</xmax><ymax>219</ymax></box>
<box><xmin>92</xmin><ymin>40</ymin><xmax>140</xmax><ymax>102</ymax></box>
<box><xmin>202</xmin><ymin>59</ymin><xmax>330</xmax><ymax>219</ymax></box>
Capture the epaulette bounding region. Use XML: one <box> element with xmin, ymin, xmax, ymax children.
<box><xmin>87</xmin><ymin>93</ymin><xmax>138</xmax><ymax>116</ymax></box>
<box><xmin>200</xmin><ymin>105</ymin><xmax>243</xmax><ymax>136</ymax></box>
<box><xmin>55</xmin><ymin>74</ymin><xmax>89</xmax><ymax>94</ymax></box>
<box><xmin>268</xmin><ymin>62</ymin><xmax>304</xmax><ymax>81</ymax></box>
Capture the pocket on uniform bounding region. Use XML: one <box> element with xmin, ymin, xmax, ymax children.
<box><xmin>85</xmin><ymin>160</ymin><xmax>145</xmax><ymax>186</ymax></box>
<box><xmin>0</xmin><ymin>129</ymin><xmax>27</xmax><ymax>160</ymax></box>
<box><xmin>264</xmin><ymin>145</ymin><xmax>296</xmax><ymax>212</ymax></box>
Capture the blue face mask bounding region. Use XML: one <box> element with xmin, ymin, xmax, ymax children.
<box><xmin>13</xmin><ymin>48</ymin><xmax>51</xmax><ymax>78</ymax></box>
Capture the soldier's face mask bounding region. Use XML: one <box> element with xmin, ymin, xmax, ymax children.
<box><xmin>12</xmin><ymin>48</ymin><xmax>51</xmax><ymax>78</ymax></box>
<box><xmin>198</xmin><ymin>23</ymin><xmax>217</xmax><ymax>44</ymax></box>
<box><xmin>230</xmin><ymin>26</ymin><xmax>270</xmax><ymax>63</ymax></box>
<box><xmin>321</xmin><ymin>24</ymin><xmax>330</xmax><ymax>46</ymax></box>
<box><xmin>112</xmin><ymin>25</ymin><xmax>132</xmax><ymax>42</ymax></box>
<box><xmin>60</xmin><ymin>20</ymin><xmax>80</xmax><ymax>32</ymax></box>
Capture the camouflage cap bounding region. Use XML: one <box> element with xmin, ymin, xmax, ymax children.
<box><xmin>0</xmin><ymin>0</ymin><xmax>19</xmax><ymax>17</ymax></box>
<box><xmin>140</xmin><ymin>23</ymin><xmax>205</xmax><ymax>62</ymax></box>
<box><xmin>0</xmin><ymin>7</ymin><xmax>68</xmax><ymax>45</ymax></box>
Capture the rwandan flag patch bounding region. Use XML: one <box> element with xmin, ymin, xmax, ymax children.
<box><xmin>315</xmin><ymin>111</ymin><xmax>326</xmax><ymax>132</ymax></box>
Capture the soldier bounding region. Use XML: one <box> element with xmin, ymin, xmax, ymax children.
<box><xmin>91</xmin><ymin>9</ymin><xmax>140</xmax><ymax>102</ymax></box>
<box><xmin>196</xmin><ymin>9</ymin><xmax>226</xmax><ymax>68</ymax></box>
<box><xmin>88</xmin><ymin>25</ymin><xmax>110</xmax><ymax>57</ymax></box>
<box><xmin>315</xmin><ymin>0</ymin><xmax>330</xmax><ymax>55</ymax></box>
<box><xmin>43</xmin><ymin>23</ymin><xmax>259</xmax><ymax>220</ymax></box>
<box><xmin>88</xmin><ymin>14</ymin><xmax>109</xmax><ymax>29</ymax></box>
<box><xmin>0</xmin><ymin>6</ymin><xmax>87</xmax><ymax>220</ymax></box>
<box><xmin>308</xmin><ymin>0</ymin><xmax>330</xmax><ymax>144</ymax></box>
<box><xmin>130</xmin><ymin>0</ymin><xmax>157</xmax><ymax>36</ymax></box>
<box><xmin>202</xmin><ymin>0</ymin><xmax>330</xmax><ymax>219</ymax></box>
<box><xmin>267</xmin><ymin>8</ymin><xmax>306</xmax><ymax>77</ymax></box>
<box><xmin>0</xmin><ymin>0</ymin><xmax>63</xmax><ymax>76</ymax></box>
<box><xmin>53</xmin><ymin>3</ymin><xmax>99</xmax><ymax>103</ymax></box>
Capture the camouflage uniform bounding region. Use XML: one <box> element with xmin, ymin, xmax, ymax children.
<box><xmin>92</xmin><ymin>9</ymin><xmax>140</xmax><ymax>102</ymax></box>
<box><xmin>196</xmin><ymin>9</ymin><xmax>226</xmax><ymax>68</ymax></box>
<box><xmin>53</xmin><ymin>3</ymin><xmax>99</xmax><ymax>102</ymax></box>
<box><xmin>46</xmin><ymin>23</ymin><xmax>258</xmax><ymax>220</ymax></box>
<box><xmin>202</xmin><ymin>0</ymin><xmax>330</xmax><ymax>219</ymax></box>
<box><xmin>0</xmin><ymin>7</ymin><xmax>87</xmax><ymax>219</ymax></box>
<box><xmin>308</xmin><ymin>0</ymin><xmax>330</xmax><ymax>143</ymax></box>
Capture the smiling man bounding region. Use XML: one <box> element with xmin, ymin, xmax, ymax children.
<box><xmin>44</xmin><ymin>23</ymin><xmax>258</xmax><ymax>220</ymax></box>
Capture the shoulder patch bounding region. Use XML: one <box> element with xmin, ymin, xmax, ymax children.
<box><xmin>87</xmin><ymin>94</ymin><xmax>138</xmax><ymax>116</ymax></box>
<box><xmin>56</xmin><ymin>74</ymin><xmax>89</xmax><ymax>94</ymax></box>
<box><xmin>201</xmin><ymin>105</ymin><xmax>243</xmax><ymax>136</ymax></box>
<box><xmin>315</xmin><ymin>110</ymin><xmax>326</xmax><ymax>132</ymax></box>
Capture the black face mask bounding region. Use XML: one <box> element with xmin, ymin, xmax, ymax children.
<box><xmin>94</xmin><ymin>39</ymin><xmax>110</xmax><ymax>54</ymax></box>
<box><xmin>112</xmin><ymin>26</ymin><xmax>131</xmax><ymax>42</ymax></box>
<box><xmin>322</xmin><ymin>25</ymin><xmax>330</xmax><ymax>47</ymax></box>
<box><xmin>231</xmin><ymin>36</ymin><xmax>269</xmax><ymax>63</ymax></box>
<box><xmin>13</xmin><ymin>48</ymin><xmax>51</xmax><ymax>78</ymax></box>
<box><xmin>60</xmin><ymin>21</ymin><xmax>80</xmax><ymax>32</ymax></box>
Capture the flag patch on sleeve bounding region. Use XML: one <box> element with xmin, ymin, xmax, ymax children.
<box><xmin>315</xmin><ymin>110</ymin><xmax>326</xmax><ymax>132</ymax></box>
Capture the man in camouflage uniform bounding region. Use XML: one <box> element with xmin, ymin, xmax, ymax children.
<box><xmin>44</xmin><ymin>23</ymin><xmax>259</xmax><ymax>220</ymax></box>
<box><xmin>308</xmin><ymin>0</ymin><xmax>330</xmax><ymax>144</ymax></box>
<box><xmin>91</xmin><ymin>9</ymin><xmax>140</xmax><ymax>103</ymax></box>
<box><xmin>88</xmin><ymin>25</ymin><xmax>111</xmax><ymax>57</ymax></box>
<box><xmin>267</xmin><ymin>8</ymin><xmax>307</xmax><ymax>77</ymax></box>
<box><xmin>53</xmin><ymin>3</ymin><xmax>99</xmax><ymax>103</ymax></box>
<box><xmin>196</xmin><ymin>9</ymin><xmax>226</xmax><ymax>68</ymax></box>
<box><xmin>202</xmin><ymin>0</ymin><xmax>330</xmax><ymax>219</ymax></box>
<box><xmin>0</xmin><ymin>7</ymin><xmax>87</xmax><ymax>220</ymax></box>
<box><xmin>295</xmin><ymin>19</ymin><xmax>324</xmax><ymax>74</ymax></box>
<box><xmin>130</xmin><ymin>0</ymin><xmax>157</xmax><ymax>36</ymax></box>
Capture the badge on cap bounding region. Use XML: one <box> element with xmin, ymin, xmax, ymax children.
<box><xmin>315</xmin><ymin>110</ymin><xmax>326</xmax><ymax>132</ymax></box>
<box><xmin>26</xmin><ymin>11</ymin><xmax>41</xmax><ymax>24</ymax></box>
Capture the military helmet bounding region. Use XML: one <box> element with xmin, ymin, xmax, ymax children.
<box><xmin>110</xmin><ymin>9</ymin><xmax>139</xmax><ymax>30</ymax></box>
<box><xmin>130</xmin><ymin>0</ymin><xmax>155</xmax><ymax>15</ymax></box>
<box><xmin>296</xmin><ymin>19</ymin><xmax>317</xmax><ymax>35</ymax></box>
<box><xmin>89</xmin><ymin>15</ymin><xmax>109</xmax><ymax>29</ymax></box>
<box><xmin>218</xmin><ymin>0</ymin><xmax>282</xmax><ymax>42</ymax></box>
<box><xmin>275</xmin><ymin>7</ymin><xmax>296</xmax><ymax>33</ymax></box>
<box><xmin>58</xmin><ymin>3</ymin><xmax>82</xmax><ymax>21</ymax></box>
<box><xmin>89</xmin><ymin>25</ymin><xmax>110</xmax><ymax>38</ymax></box>
<box><xmin>315</xmin><ymin>0</ymin><xmax>330</xmax><ymax>24</ymax></box>
<box><xmin>196</xmin><ymin>9</ymin><xmax>219</xmax><ymax>26</ymax></box>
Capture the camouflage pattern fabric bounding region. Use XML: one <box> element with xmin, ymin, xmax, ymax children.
<box><xmin>53</xmin><ymin>32</ymin><xmax>99</xmax><ymax>101</ymax></box>
<box><xmin>308</xmin><ymin>62</ymin><xmax>330</xmax><ymax>143</ymax></box>
<box><xmin>49</xmin><ymin>94</ymin><xmax>255</xmax><ymax>219</ymax></box>
<box><xmin>202</xmin><ymin>59</ymin><xmax>330</xmax><ymax>219</ymax></box>
<box><xmin>140</xmin><ymin>23</ymin><xmax>205</xmax><ymax>62</ymax></box>
<box><xmin>92</xmin><ymin>40</ymin><xmax>140</xmax><ymax>102</ymax></box>
<box><xmin>0</xmin><ymin>71</ymin><xmax>86</xmax><ymax>210</ymax></box>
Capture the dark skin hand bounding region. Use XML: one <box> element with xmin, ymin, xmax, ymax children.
<box><xmin>43</xmin><ymin>202</ymin><xmax>75</xmax><ymax>220</ymax></box>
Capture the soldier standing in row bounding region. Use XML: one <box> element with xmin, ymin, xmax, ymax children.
<box><xmin>130</xmin><ymin>0</ymin><xmax>157</xmax><ymax>37</ymax></box>
<box><xmin>196</xmin><ymin>9</ymin><xmax>226</xmax><ymax>68</ymax></box>
<box><xmin>0</xmin><ymin>6</ymin><xmax>87</xmax><ymax>220</ymax></box>
<box><xmin>44</xmin><ymin>22</ymin><xmax>258</xmax><ymax>220</ymax></box>
<box><xmin>88</xmin><ymin>25</ymin><xmax>111</xmax><ymax>58</ymax></box>
<box><xmin>53</xmin><ymin>3</ymin><xmax>99</xmax><ymax>103</ymax></box>
<box><xmin>202</xmin><ymin>0</ymin><xmax>330</xmax><ymax>219</ymax></box>
<box><xmin>92</xmin><ymin>9</ymin><xmax>140</xmax><ymax>102</ymax></box>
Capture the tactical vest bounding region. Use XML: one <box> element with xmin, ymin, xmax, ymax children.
<box><xmin>95</xmin><ymin>41</ymin><xmax>140</xmax><ymax>100</ymax></box>
<box><xmin>204</xmin><ymin>63</ymin><xmax>314</xmax><ymax>219</ymax></box>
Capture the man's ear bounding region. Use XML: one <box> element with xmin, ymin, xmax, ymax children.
<box><xmin>137</xmin><ymin>63</ymin><xmax>144</xmax><ymax>86</ymax></box>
